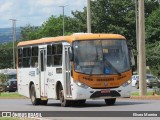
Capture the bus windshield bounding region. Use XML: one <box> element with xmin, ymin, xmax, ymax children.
<box><xmin>73</xmin><ymin>39</ymin><xmax>130</xmax><ymax>75</ymax></box>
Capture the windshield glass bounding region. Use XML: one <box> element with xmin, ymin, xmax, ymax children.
<box><xmin>73</xmin><ymin>40</ymin><xmax>130</xmax><ymax>75</ymax></box>
<box><xmin>146</xmin><ymin>75</ymin><xmax>156</xmax><ymax>80</ymax></box>
<box><xmin>8</xmin><ymin>74</ymin><xmax>16</xmax><ymax>79</ymax></box>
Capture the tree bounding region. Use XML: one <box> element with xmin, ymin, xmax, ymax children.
<box><xmin>146</xmin><ymin>8</ymin><xmax>160</xmax><ymax>43</ymax></box>
<box><xmin>20</xmin><ymin>15</ymin><xmax>82</xmax><ymax>40</ymax></box>
<box><xmin>0</xmin><ymin>73</ymin><xmax>8</xmax><ymax>85</ymax></box>
<box><xmin>40</xmin><ymin>15</ymin><xmax>63</xmax><ymax>37</ymax></box>
<box><xmin>20</xmin><ymin>24</ymin><xmax>39</xmax><ymax>41</ymax></box>
<box><xmin>72</xmin><ymin>0</ymin><xmax>160</xmax><ymax>48</ymax></box>
<box><xmin>145</xmin><ymin>0</ymin><xmax>160</xmax><ymax>18</ymax></box>
<box><xmin>72</xmin><ymin>0</ymin><xmax>136</xmax><ymax>47</ymax></box>
<box><xmin>0</xmin><ymin>43</ymin><xmax>13</xmax><ymax>69</ymax></box>
<box><xmin>146</xmin><ymin>41</ymin><xmax>160</xmax><ymax>75</ymax></box>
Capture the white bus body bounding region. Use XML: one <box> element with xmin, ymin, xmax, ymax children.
<box><xmin>17</xmin><ymin>34</ymin><xmax>132</xmax><ymax>106</ymax></box>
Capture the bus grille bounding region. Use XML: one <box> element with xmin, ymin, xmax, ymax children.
<box><xmin>90</xmin><ymin>91</ymin><xmax>120</xmax><ymax>98</ymax></box>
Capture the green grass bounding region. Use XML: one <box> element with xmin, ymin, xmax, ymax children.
<box><xmin>0</xmin><ymin>117</ymin><xmax>20</xmax><ymax>120</ymax></box>
<box><xmin>0</xmin><ymin>92</ymin><xmax>26</xmax><ymax>99</ymax></box>
<box><xmin>131</xmin><ymin>91</ymin><xmax>158</xmax><ymax>96</ymax></box>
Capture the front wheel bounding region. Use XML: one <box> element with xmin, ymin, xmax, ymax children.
<box><xmin>105</xmin><ymin>98</ymin><xmax>116</xmax><ymax>105</ymax></box>
<box><xmin>59</xmin><ymin>85</ymin><xmax>70</xmax><ymax>107</ymax></box>
<box><xmin>30</xmin><ymin>84</ymin><xmax>41</xmax><ymax>105</ymax></box>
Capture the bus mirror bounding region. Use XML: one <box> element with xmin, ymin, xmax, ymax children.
<box><xmin>128</xmin><ymin>48</ymin><xmax>136</xmax><ymax>74</ymax></box>
<box><xmin>129</xmin><ymin>48</ymin><xmax>135</xmax><ymax>66</ymax></box>
<box><xmin>69</xmin><ymin>47</ymin><xmax>73</xmax><ymax>61</ymax></box>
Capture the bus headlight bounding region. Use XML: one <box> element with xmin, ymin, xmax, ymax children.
<box><xmin>122</xmin><ymin>80</ymin><xmax>131</xmax><ymax>87</ymax></box>
<box><xmin>75</xmin><ymin>81</ymin><xmax>89</xmax><ymax>89</ymax></box>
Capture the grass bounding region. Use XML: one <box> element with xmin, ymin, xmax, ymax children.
<box><xmin>131</xmin><ymin>91</ymin><xmax>154</xmax><ymax>96</ymax></box>
<box><xmin>0</xmin><ymin>92</ymin><xmax>26</xmax><ymax>99</ymax></box>
<box><xmin>0</xmin><ymin>117</ymin><xmax>20</xmax><ymax>120</ymax></box>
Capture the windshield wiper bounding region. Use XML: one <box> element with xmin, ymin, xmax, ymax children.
<box><xmin>104</xmin><ymin>58</ymin><xmax>121</xmax><ymax>76</ymax></box>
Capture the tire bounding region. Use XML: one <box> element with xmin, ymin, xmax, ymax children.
<box><xmin>59</xmin><ymin>85</ymin><xmax>70</xmax><ymax>107</ymax></box>
<box><xmin>105</xmin><ymin>98</ymin><xmax>116</xmax><ymax>105</ymax></box>
<box><xmin>41</xmin><ymin>100</ymin><xmax>48</xmax><ymax>105</ymax></box>
<box><xmin>135</xmin><ymin>83</ymin><xmax>139</xmax><ymax>89</ymax></box>
<box><xmin>30</xmin><ymin>84</ymin><xmax>41</xmax><ymax>105</ymax></box>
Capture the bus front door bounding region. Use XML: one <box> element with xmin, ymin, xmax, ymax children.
<box><xmin>64</xmin><ymin>45</ymin><xmax>72</xmax><ymax>98</ymax></box>
<box><xmin>39</xmin><ymin>48</ymin><xmax>47</xmax><ymax>98</ymax></box>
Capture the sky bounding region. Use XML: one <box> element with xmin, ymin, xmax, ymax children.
<box><xmin>0</xmin><ymin>0</ymin><xmax>86</xmax><ymax>28</ymax></box>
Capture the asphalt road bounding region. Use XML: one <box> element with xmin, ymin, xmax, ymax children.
<box><xmin>0</xmin><ymin>98</ymin><xmax>160</xmax><ymax>119</ymax></box>
<box><xmin>0</xmin><ymin>98</ymin><xmax>160</xmax><ymax>111</ymax></box>
<box><xmin>0</xmin><ymin>87</ymin><xmax>159</xmax><ymax>120</ymax></box>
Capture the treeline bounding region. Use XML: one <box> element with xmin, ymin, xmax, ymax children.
<box><xmin>1</xmin><ymin>0</ymin><xmax>160</xmax><ymax>75</ymax></box>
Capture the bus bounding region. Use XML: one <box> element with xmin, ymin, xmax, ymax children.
<box><xmin>17</xmin><ymin>33</ymin><xmax>132</xmax><ymax>106</ymax></box>
<box><xmin>113</xmin><ymin>80</ymin><xmax>131</xmax><ymax>98</ymax></box>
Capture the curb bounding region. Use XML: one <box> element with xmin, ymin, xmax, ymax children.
<box><xmin>131</xmin><ymin>95</ymin><xmax>160</xmax><ymax>100</ymax></box>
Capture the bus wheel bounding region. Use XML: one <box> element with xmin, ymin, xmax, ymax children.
<box><xmin>41</xmin><ymin>100</ymin><xmax>48</xmax><ymax>105</ymax></box>
<box><xmin>30</xmin><ymin>84</ymin><xmax>41</xmax><ymax>105</ymax></box>
<box><xmin>105</xmin><ymin>98</ymin><xmax>116</xmax><ymax>105</ymax></box>
<box><xmin>59</xmin><ymin>86</ymin><xmax>70</xmax><ymax>107</ymax></box>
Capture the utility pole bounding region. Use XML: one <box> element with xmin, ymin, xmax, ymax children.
<box><xmin>87</xmin><ymin>0</ymin><xmax>91</xmax><ymax>33</ymax></box>
<box><xmin>138</xmin><ymin>0</ymin><xmax>147</xmax><ymax>96</ymax></box>
<box><xmin>59</xmin><ymin>5</ymin><xmax>67</xmax><ymax>36</ymax></box>
<box><xmin>135</xmin><ymin>0</ymin><xmax>139</xmax><ymax>73</ymax></box>
<box><xmin>9</xmin><ymin>19</ymin><xmax>17</xmax><ymax>69</ymax></box>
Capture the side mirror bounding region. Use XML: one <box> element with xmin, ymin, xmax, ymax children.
<box><xmin>128</xmin><ymin>48</ymin><xmax>136</xmax><ymax>73</ymax></box>
<box><xmin>69</xmin><ymin>47</ymin><xmax>73</xmax><ymax>61</ymax></box>
<box><xmin>129</xmin><ymin>49</ymin><xmax>135</xmax><ymax>66</ymax></box>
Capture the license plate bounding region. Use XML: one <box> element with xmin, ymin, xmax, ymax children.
<box><xmin>101</xmin><ymin>89</ymin><xmax>110</xmax><ymax>93</ymax></box>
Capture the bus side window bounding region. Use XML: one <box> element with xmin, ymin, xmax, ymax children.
<box><xmin>52</xmin><ymin>44</ymin><xmax>62</xmax><ymax>66</ymax></box>
<box><xmin>23</xmin><ymin>47</ymin><xmax>31</xmax><ymax>68</ymax></box>
<box><xmin>31</xmin><ymin>46</ymin><xmax>38</xmax><ymax>68</ymax></box>
<box><xmin>47</xmin><ymin>44</ymin><xmax>52</xmax><ymax>67</ymax></box>
<box><xmin>18</xmin><ymin>48</ymin><xmax>23</xmax><ymax>68</ymax></box>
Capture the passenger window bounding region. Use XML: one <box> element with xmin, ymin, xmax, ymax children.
<box><xmin>18</xmin><ymin>48</ymin><xmax>23</xmax><ymax>68</ymax></box>
<box><xmin>31</xmin><ymin>46</ymin><xmax>38</xmax><ymax>68</ymax></box>
<box><xmin>53</xmin><ymin>44</ymin><xmax>62</xmax><ymax>66</ymax></box>
<box><xmin>47</xmin><ymin>43</ymin><xmax>62</xmax><ymax>66</ymax></box>
<box><xmin>23</xmin><ymin>47</ymin><xmax>31</xmax><ymax>68</ymax></box>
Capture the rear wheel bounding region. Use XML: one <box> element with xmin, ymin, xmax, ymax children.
<box><xmin>105</xmin><ymin>98</ymin><xmax>116</xmax><ymax>105</ymax></box>
<box><xmin>30</xmin><ymin>84</ymin><xmax>41</xmax><ymax>105</ymax></box>
<box><xmin>59</xmin><ymin>85</ymin><xmax>70</xmax><ymax>107</ymax></box>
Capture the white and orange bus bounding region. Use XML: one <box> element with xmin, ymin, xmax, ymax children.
<box><xmin>17</xmin><ymin>33</ymin><xmax>132</xmax><ymax>106</ymax></box>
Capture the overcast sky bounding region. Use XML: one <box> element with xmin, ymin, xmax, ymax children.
<box><xmin>0</xmin><ymin>0</ymin><xmax>86</xmax><ymax>28</ymax></box>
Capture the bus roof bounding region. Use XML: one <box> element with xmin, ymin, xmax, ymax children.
<box><xmin>17</xmin><ymin>33</ymin><xmax>126</xmax><ymax>47</ymax></box>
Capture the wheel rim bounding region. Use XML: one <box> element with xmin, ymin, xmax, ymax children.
<box><xmin>60</xmin><ymin>90</ymin><xmax>64</xmax><ymax>103</ymax></box>
<box><xmin>31</xmin><ymin>88</ymin><xmax>35</xmax><ymax>102</ymax></box>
